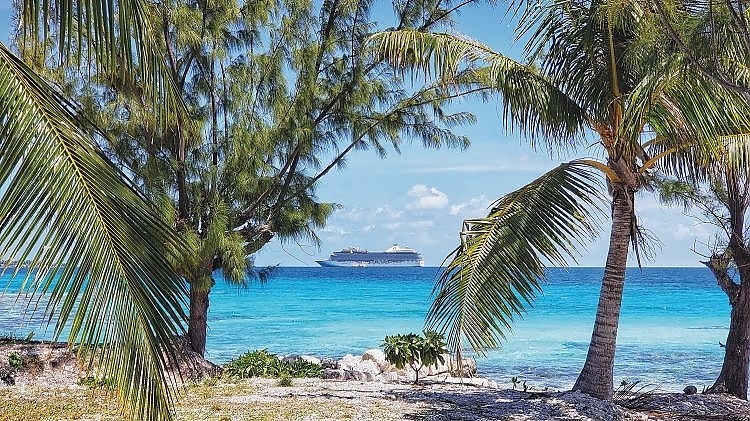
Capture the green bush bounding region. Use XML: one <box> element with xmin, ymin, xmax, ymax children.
<box><xmin>223</xmin><ymin>349</ymin><xmax>322</xmax><ymax>379</ymax></box>
<box><xmin>382</xmin><ymin>330</ymin><xmax>448</xmax><ymax>384</ymax></box>
<box><xmin>278</xmin><ymin>372</ymin><xmax>293</xmax><ymax>387</ymax></box>
<box><xmin>8</xmin><ymin>352</ymin><xmax>23</xmax><ymax>369</ymax></box>
<box><xmin>78</xmin><ymin>376</ymin><xmax>116</xmax><ymax>390</ymax></box>
<box><xmin>285</xmin><ymin>358</ymin><xmax>323</xmax><ymax>378</ymax></box>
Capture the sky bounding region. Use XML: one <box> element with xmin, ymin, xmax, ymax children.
<box><xmin>0</xmin><ymin>3</ymin><xmax>715</xmax><ymax>268</ymax></box>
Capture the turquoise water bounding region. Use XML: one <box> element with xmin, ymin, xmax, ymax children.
<box><xmin>1</xmin><ymin>267</ymin><xmax>730</xmax><ymax>391</ymax></box>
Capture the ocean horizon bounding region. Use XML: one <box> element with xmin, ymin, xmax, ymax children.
<box><xmin>1</xmin><ymin>266</ymin><xmax>731</xmax><ymax>392</ymax></box>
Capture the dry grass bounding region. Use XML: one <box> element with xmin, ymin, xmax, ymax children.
<box><xmin>0</xmin><ymin>378</ymin><xmax>429</xmax><ymax>421</ymax></box>
<box><xmin>0</xmin><ymin>386</ymin><xmax>122</xmax><ymax>420</ymax></box>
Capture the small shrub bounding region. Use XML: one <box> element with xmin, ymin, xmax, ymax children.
<box><xmin>223</xmin><ymin>349</ymin><xmax>322</xmax><ymax>379</ymax></box>
<box><xmin>286</xmin><ymin>358</ymin><xmax>322</xmax><ymax>378</ymax></box>
<box><xmin>8</xmin><ymin>352</ymin><xmax>23</xmax><ymax>369</ymax></box>
<box><xmin>224</xmin><ymin>349</ymin><xmax>282</xmax><ymax>378</ymax></box>
<box><xmin>78</xmin><ymin>376</ymin><xmax>115</xmax><ymax>390</ymax></box>
<box><xmin>382</xmin><ymin>330</ymin><xmax>448</xmax><ymax>384</ymax></box>
<box><xmin>278</xmin><ymin>372</ymin><xmax>293</xmax><ymax>387</ymax></box>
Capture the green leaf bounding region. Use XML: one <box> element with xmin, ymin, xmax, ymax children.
<box><xmin>427</xmin><ymin>161</ymin><xmax>605</xmax><ymax>357</ymax></box>
<box><xmin>0</xmin><ymin>43</ymin><xmax>186</xmax><ymax>421</ymax></box>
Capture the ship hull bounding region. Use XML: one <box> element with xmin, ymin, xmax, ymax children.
<box><xmin>315</xmin><ymin>260</ymin><xmax>423</xmax><ymax>267</ymax></box>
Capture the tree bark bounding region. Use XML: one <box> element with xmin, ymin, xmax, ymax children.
<box><xmin>708</xmin><ymin>287</ymin><xmax>750</xmax><ymax>399</ymax></box>
<box><xmin>573</xmin><ymin>186</ymin><xmax>633</xmax><ymax>399</ymax></box>
<box><xmin>188</xmin><ymin>284</ymin><xmax>210</xmax><ymax>357</ymax></box>
<box><xmin>706</xmin><ymin>175</ymin><xmax>750</xmax><ymax>399</ymax></box>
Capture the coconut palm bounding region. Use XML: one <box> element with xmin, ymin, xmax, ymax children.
<box><xmin>372</xmin><ymin>0</ymin><xmax>749</xmax><ymax>399</ymax></box>
<box><xmin>0</xmin><ymin>1</ymin><xmax>189</xmax><ymax>420</ymax></box>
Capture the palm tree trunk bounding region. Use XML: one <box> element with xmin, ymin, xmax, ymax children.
<box><xmin>573</xmin><ymin>186</ymin><xmax>633</xmax><ymax>399</ymax></box>
<box><xmin>188</xmin><ymin>284</ymin><xmax>210</xmax><ymax>357</ymax></box>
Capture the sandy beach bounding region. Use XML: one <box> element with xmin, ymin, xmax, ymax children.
<box><xmin>2</xmin><ymin>342</ymin><xmax>750</xmax><ymax>421</ymax></box>
<box><xmin>4</xmin><ymin>375</ymin><xmax>750</xmax><ymax>420</ymax></box>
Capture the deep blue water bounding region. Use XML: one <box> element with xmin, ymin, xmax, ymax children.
<box><xmin>0</xmin><ymin>266</ymin><xmax>731</xmax><ymax>391</ymax></box>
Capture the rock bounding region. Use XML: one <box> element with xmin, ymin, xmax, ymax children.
<box><xmin>322</xmin><ymin>368</ymin><xmax>345</xmax><ymax>380</ymax></box>
<box><xmin>0</xmin><ymin>368</ymin><xmax>14</xmax><ymax>386</ymax></box>
<box><xmin>683</xmin><ymin>385</ymin><xmax>698</xmax><ymax>395</ymax></box>
<box><xmin>362</xmin><ymin>349</ymin><xmax>390</xmax><ymax>371</ymax></box>
<box><xmin>338</xmin><ymin>354</ymin><xmax>381</xmax><ymax>382</ymax></box>
<box><xmin>281</xmin><ymin>354</ymin><xmax>300</xmax><ymax>364</ymax></box>
<box><xmin>320</xmin><ymin>358</ymin><xmax>338</xmax><ymax>369</ymax></box>
<box><xmin>448</xmin><ymin>355</ymin><xmax>477</xmax><ymax>377</ymax></box>
<box><xmin>421</xmin><ymin>354</ymin><xmax>477</xmax><ymax>378</ymax></box>
<box><xmin>348</xmin><ymin>360</ymin><xmax>380</xmax><ymax>381</ymax></box>
<box><xmin>440</xmin><ymin>376</ymin><xmax>498</xmax><ymax>388</ymax></box>
<box><xmin>338</xmin><ymin>354</ymin><xmax>361</xmax><ymax>372</ymax></box>
<box><xmin>375</xmin><ymin>372</ymin><xmax>398</xmax><ymax>383</ymax></box>
<box><xmin>299</xmin><ymin>355</ymin><xmax>320</xmax><ymax>365</ymax></box>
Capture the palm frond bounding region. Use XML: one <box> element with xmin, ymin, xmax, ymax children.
<box><xmin>370</xmin><ymin>29</ymin><xmax>588</xmax><ymax>147</ymax></box>
<box><xmin>0</xmin><ymin>44</ymin><xmax>186</xmax><ymax>421</ymax></box>
<box><xmin>427</xmin><ymin>161</ymin><xmax>605</xmax><ymax>357</ymax></box>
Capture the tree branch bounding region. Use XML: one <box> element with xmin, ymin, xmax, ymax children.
<box><xmin>649</xmin><ymin>0</ymin><xmax>750</xmax><ymax>94</ymax></box>
<box><xmin>703</xmin><ymin>247</ymin><xmax>741</xmax><ymax>305</ymax></box>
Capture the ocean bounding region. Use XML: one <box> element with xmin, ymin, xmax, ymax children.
<box><xmin>0</xmin><ymin>266</ymin><xmax>731</xmax><ymax>392</ymax></box>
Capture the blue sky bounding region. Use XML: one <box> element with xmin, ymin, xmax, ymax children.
<box><xmin>0</xmin><ymin>4</ymin><xmax>711</xmax><ymax>267</ymax></box>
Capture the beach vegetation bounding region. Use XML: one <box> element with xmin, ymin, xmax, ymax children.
<box><xmin>78</xmin><ymin>376</ymin><xmax>117</xmax><ymax>390</ymax></box>
<box><xmin>7</xmin><ymin>352</ymin><xmax>22</xmax><ymax>369</ymax></box>
<box><xmin>278</xmin><ymin>372</ymin><xmax>293</xmax><ymax>387</ymax></box>
<box><xmin>382</xmin><ymin>330</ymin><xmax>448</xmax><ymax>384</ymax></box>
<box><xmin>223</xmin><ymin>349</ymin><xmax>322</xmax><ymax>379</ymax></box>
<box><xmin>371</xmin><ymin>0</ymin><xmax>750</xmax><ymax>399</ymax></box>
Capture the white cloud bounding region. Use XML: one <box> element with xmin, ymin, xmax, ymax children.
<box><xmin>321</xmin><ymin>225</ymin><xmax>347</xmax><ymax>235</ymax></box>
<box><xmin>672</xmin><ymin>223</ymin><xmax>712</xmax><ymax>241</ymax></box>
<box><xmin>406</xmin><ymin>184</ymin><xmax>448</xmax><ymax>210</ymax></box>
<box><xmin>339</xmin><ymin>205</ymin><xmax>402</xmax><ymax>221</ymax></box>
<box><xmin>374</xmin><ymin>205</ymin><xmax>403</xmax><ymax>219</ymax></box>
<box><xmin>449</xmin><ymin>195</ymin><xmax>491</xmax><ymax>217</ymax></box>
<box><xmin>383</xmin><ymin>220</ymin><xmax>434</xmax><ymax>231</ymax></box>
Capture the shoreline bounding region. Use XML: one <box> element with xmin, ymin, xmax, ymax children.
<box><xmin>2</xmin><ymin>267</ymin><xmax>729</xmax><ymax>393</ymax></box>
<box><xmin>2</xmin><ymin>341</ymin><xmax>750</xmax><ymax>420</ymax></box>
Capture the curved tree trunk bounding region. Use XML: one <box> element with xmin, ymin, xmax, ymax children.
<box><xmin>573</xmin><ymin>186</ymin><xmax>633</xmax><ymax>399</ymax></box>
<box><xmin>705</xmin><ymin>176</ymin><xmax>750</xmax><ymax>399</ymax></box>
<box><xmin>708</xmin><ymin>287</ymin><xmax>750</xmax><ymax>399</ymax></box>
<box><xmin>188</xmin><ymin>284</ymin><xmax>210</xmax><ymax>357</ymax></box>
<box><xmin>706</xmin><ymin>243</ymin><xmax>750</xmax><ymax>399</ymax></box>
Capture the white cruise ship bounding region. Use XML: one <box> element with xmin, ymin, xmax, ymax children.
<box><xmin>316</xmin><ymin>244</ymin><xmax>424</xmax><ymax>267</ymax></box>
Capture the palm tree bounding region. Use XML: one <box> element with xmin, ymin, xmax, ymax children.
<box><xmin>372</xmin><ymin>0</ymin><xmax>748</xmax><ymax>399</ymax></box>
<box><xmin>1</xmin><ymin>1</ymin><xmax>190</xmax><ymax>420</ymax></box>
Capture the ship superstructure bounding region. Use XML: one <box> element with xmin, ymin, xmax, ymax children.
<box><xmin>316</xmin><ymin>244</ymin><xmax>424</xmax><ymax>267</ymax></box>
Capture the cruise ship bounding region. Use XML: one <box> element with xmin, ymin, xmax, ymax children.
<box><xmin>316</xmin><ymin>244</ymin><xmax>424</xmax><ymax>267</ymax></box>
